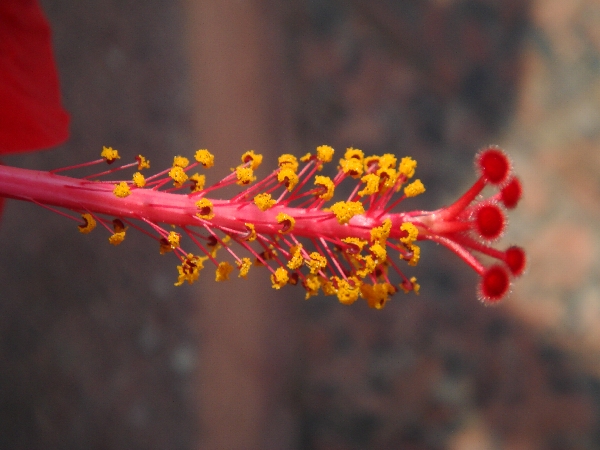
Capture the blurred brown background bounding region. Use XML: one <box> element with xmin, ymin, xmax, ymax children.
<box><xmin>1</xmin><ymin>0</ymin><xmax>600</xmax><ymax>449</ymax></box>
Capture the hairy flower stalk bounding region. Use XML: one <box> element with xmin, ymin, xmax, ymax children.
<box><xmin>0</xmin><ymin>145</ymin><xmax>525</xmax><ymax>307</ymax></box>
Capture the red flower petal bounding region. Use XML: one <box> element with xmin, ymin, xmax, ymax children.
<box><xmin>0</xmin><ymin>0</ymin><xmax>69</xmax><ymax>153</ymax></box>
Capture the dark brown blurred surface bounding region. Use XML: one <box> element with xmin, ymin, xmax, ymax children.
<box><xmin>2</xmin><ymin>1</ymin><xmax>600</xmax><ymax>449</ymax></box>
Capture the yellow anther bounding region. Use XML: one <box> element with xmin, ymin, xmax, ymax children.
<box><xmin>360</xmin><ymin>283</ymin><xmax>395</xmax><ymax>309</ymax></box>
<box><xmin>316</xmin><ymin>145</ymin><xmax>334</xmax><ymax>163</ymax></box>
<box><xmin>314</xmin><ymin>175</ymin><xmax>335</xmax><ymax>200</ymax></box>
<box><xmin>78</xmin><ymin>213</ymin><xmax>96</xmax><ymax>234</ymax></box>
<box><xmin>376</xmin><ymin>167</ymin><xmax>398</xmax><ymax>190</ymax></box>
<box><xmin>195</xmin><ymin>198</ymin><xmax>215</xmax><ymax>220</ymax></box>
<box><xmin>370</xmin><ymin>218</ymin><xmax>392</xmax><ymax>245</ymax></box>
<box><xmin>215</xmin><ymin>261</ymin><xmax>234</xmax><ymax>282</ymax></box>
<box><xmin>276</xmin><ymin>212</ymin><xmax>295</xmax><ymax>234</ymax></box>
<box><xmin>241</xmin><ymin>150</ymin><xmax>263</xmax><ymax>170</ymax></box>
<box><xmin>109</xmin><ymin>231</ymin><xmax>126</xmax><ymax>246</ymax></box>
<box><xmin>167</xmin><ymin>231</ymin><xmax>180</xmax><ymax>248</ymax></box>
<box><xmin>378</xmin><ymin>153</ymin><xmax>397</xmax><ymax>170</ymax></box>
<box><xmin>370</xmin><ymin>243</ymin><xmax>387</xmax><ymax>263</ymax></box>
<box><xmin>342</xmin><ymin>237</ymin><xmax>368</xmax><ymax>254</ymax></box>
<box><xmin>344</xmin><ymin>147</ymin><xmax>364</xmax><ymax>161</ymax></box>
<box><xmin>339</xmin><ymin>156</ymin><xmax>363</xmax><ymax>178</ymax></box>
<box><xmin>113</xmin><ymin>181</ymin><xmax>131</xmax><ymax>198</ymax></box>
<box><xmin>306</xmin><ymin>252</ymin><xmax>327</xmax><ymax>274</ymax></box>
<box><xmin>363</xmin><ymin>155</ymin><xmax>381</xmax><ymax>170</ymax></box>
<box><xmin>400</xmin><ymin>276</ymin><xmax>420</xmax><ymax>294</ymax></box>
<box><xmin>358</xmin><ymin>173</ymin><xmax>380</xmax><ymax>197</ymax></box>
<box><xmin>194</xmin><ymin>149</ymin><xmax>215</xmax><ymax>168</ymax></box>
<box><xmin>235</xmin><ymin>166</ymin><xmax>256</xmax><ymax>185</ymax></box>
<box><xmin>277</xmin><ymin>167</ymin><xmax>299</xmax><ymax>191</ymax></box>
<box><xmin>329</xmin><ymin>200</ymin><xmax>365</xmax><ymax>225</ymax></box>
<box><xmin>160</xmin><ymin>231</ymin><xmax>181</xmax><ymax>254</ymax></box>
<box><xmin>336</xmin><ymin>277</ymin><xmax>361</xmax><ymax>305</ymax></box>
<box><xmin>169</xmin><ymin>166</ymin><xmax>188</xmax><ymax>187</ymax></box>
<box><xmin>407</xmin><ymin>244</ymin><xmax>420</xmax><ymax>266</ymax></box>
<box><xmin>175</xmin><ymin>253</ymin><xmax>205</xmax><ymax>286</ymax></box>
<box><xmin>189</xmin><ymin>173</ymin><xmax>206</xmax><ymax>192</ymax></box>
<box><xmin>101</xmin><ymin>146</ymin><xmax>120</xmax><ymax>163</ymax></box>
<box><xmin>132</xmin><ymin>172</ymin><xmax>146</xmax><ymax>188</ymax></box>
<box><xmin>399</xmin><ymin>156</ymin><xmax>417</xmax><ymax>179</ymax></box>
<box><xmin>404</xmin><ymin>179</ymin><xmax>425</xmax><ymax>197</ymax></box>
<box><xmin>300</xmin><ymin>152</ymin><xmax>312</xmax><ymax>162</ymax></box>
<box><xmin>237</xmin><ymin>257</ymin><xmax>252</xmax><ymax>278</ymax></box>
<box><xmin>278</xmin><ymin>154</ymin><xmax>299</xmax><ymax>172</ymax></box>
<box><xmin>356</xmin><ymin>255</ymin><xmax>377</xmax><ymax>278</ymax></box>
<box><xmin>173</xmin><ymin>156</ymin><xmax>190</xmax><ymax>168</ymax></box>
<box><xmin>271</xmin><ymin>267</ymin><xmax>289</xmax><ymax>289</ymax></box>
<box><xmin>303</xmin><ymin>274</ymin><xmax>322</xmax><ymax>299</ymax></box>
<box><xmin>243</xmin><ymin>223</ymin><xmax>257</xmax><ymax>242</ymax></box>
<box><xmin>321</xmin><ymin>278</ymin><xmax>337</xmax><ymax>296</ymax></box>
<box><xmin>400</xmin><ymin>222</ymin><xmax>419</xmax><ymax>245</ymax></box>
<box><xmin>287</xmin><ymin>244</ymin><xmax>304</xmax><ymax>270</ymax></box>
<box><xmin>253</xmin><ymin>193</ymin><xmax>276</xmax><ymax>211</ymax></box>
<box><xmin>136</xmin><ymin>154</ymin><xmax>151</xmax><ymax>170</ymax></box>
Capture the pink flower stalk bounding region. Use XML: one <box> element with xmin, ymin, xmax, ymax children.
<box><xmin>0</xmin><ymin>145</ymin><xmax>525</xmax><ymax>308</ymax></box>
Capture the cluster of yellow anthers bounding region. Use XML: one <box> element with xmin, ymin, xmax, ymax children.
<box><xmin>0</xmin><ymin>143</ymin><xmax>524</xmax><ymax>304</ymax></box>
<box><xmin>83</xmin><ymin>145</ymin><xmax>426</xmax><ymax>309</ymax></box>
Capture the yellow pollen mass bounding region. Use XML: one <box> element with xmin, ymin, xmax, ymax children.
<box><xmin>109</xmin><ymin>231</ymin><xmax>126</xmax><ymax>246</ymax></box>
<box><xmin>342</xmin><ymin>237</ymin><xmax>368</xmax><ymax>254</ymax></box>
<box><xmin>241</xmin><ymin>150</ymin><xmax>263</xmax><ymax>170</ymax></box>
<box><xmin>278</xmin><ymin>154</ymin><xmax>299</xmax><ymax>172</ymax></box>
<box><xmin>329</xmin><ymin>200</ymin><xmax>365</xmax><ymax>225</ymax></box>
<box><xmin>407</xmin><ymin>244</ymin><xmax>421</xmax><ymax>266</ymax></box>
<box><xmin>173</xmin><ymin>155</ymin><xmax>190</xmax><ymax>168</ymax></box>
<box><xmin>399</xmin><ymin>156</ymin><xmax>417</xmax><ymax>179</ymax></box>
<box><xmin>336</xmin><ymin>277</ymin><xmax>361</xmax><ymax>305</ymax></box>
<box><xmin>215</xmin><ymin>261</ymin><xmax>234</xmax><ymax>282</ymax></box>
<box><xmin>360</xmin><ymin>283</ymin><xmax>395</xmax><ymax>309</ymax></box>
<box><xmin>78</xmin><ymin>213</ymin><xmax>96</xmax><ymax>234</ymax></box>
<box><xmin>287</xmin><ymin>244</ymin><xmax>304</xmax><ymax>270</ymax></box>
<box><xmin>254</xmin><ymin>193</ymin><xmax>276</xmax><ymax>211</ymax></box>
<box><xmin>339</xmin><ymin>156</ymin><xmax>364</xmax><ymax>178</ymax></box>
<box><xmin>358</xmin><ymin>173</ymin><xmax>380</xmax><ymax>197</ymax></box>
<box><xmin>136</xmin><ymin>154</ymin><xmax>150</xmax><ymax>170</ymax></box>
<box><xmin>316</xmin><ymin>145</ymin><xmax>334</xmax><ymax>163</ymax></box>
<box><xmin>189</xmin><ymin>173</ymin><xmax>206</xmax><ymax>192</ymax></box>
<box><xmin>356</xmin><ymin>255</ymin><xmax>377</xmax><ymax>278</ymax></box>
<box><xmin>174</xmin><ymin>253</ymin><xmax>205</xmax><ymax>286</ymax></box>
<box><xmin>276</xmin><ymin>212</ymin><xmax>295</xmax><ymax>233</ymax></box>
<box><xmin>370</xmin><ymin>243</ymin><xmax>387</xmax><ymax>263</ymax></box>
<box><xmin>101</xmin><ymin>146</ymin><xmax>120</xmax><ymax>163</ymax></box>
<box><xmin>237</xmin><ymin>257</ymin><xmax>252</xmax><ymax>278</ymax></box>
<box><xmin>306</xmin><ymin>252</ymin><xmax>327</xmax><ymax>274</ymax></box>
<box><xmin>370</xmin><ymin>218</ymin><xmax>392</xmax><ymax>245</ymax></box>
<box><xmin>404</xmin><ymin>179</ymin><xmax>425</xmax><ymax>197</ymax></box>
<box><xmin>313</xmin><ymin>175</ymin><xmax>334</xmax><ymax>200</ymax></box>
<box><xmin>344</xmin><ymin>147</ymin><xmax>364</xmax><ymax>161</ymax></box>
<box><xmin>195</xmin><ymin>198</ymin><xmax>215</xmax><ymax>220</ymax></box>
<box><xmin>132</xmin><ymin>172</ymin><xmax>146</xmax><ymax>188</ymax></box>
<box><xmin>400</xmin><ymin>222</ymin><xmax>419</xmax><ymax>245</ymax></box>
<box><xmin>235</xmin><ymin>166</ymin><xmax>256</xmax><ymax>185</ymax></box>
<box><xmin>303</xmin><ymin>274</ymin><xmax>322</xmax><ymax>299</ymax></box>
<box><xmin>167</xmin><ymin>231</ymin><xmax>181</xmax><ymax>248</ymax></box>
<box><xmin>271</xmin><ymin>267</ymin><xmax>289</xmax><ymax>289</ymax></box>
<box><xmin>300</xmin><ymin>152</ymin><xmax>313</xmax><ymax>163</ymax></box>
<box><xmin>378</xmin><ymin>153</ymin><xmax>397</xmax><ymax>170</ymax></box>
<box><xmin>169</xmin><ymin>166</ymin><xmax>188</xmax><ymax>187</ymax></box>
<box><xmin>194</xmin><ymin>149</ymin><xmax>215</xmax><ymax>168</ymax></box>
<box><xmin>277</xmin><ymin>167</ymin><xmax>299</xmax><ymax>191</ymax></box>
<box><xmin>376</xmin><ymin>167</ymin><xmax>399</xmax><ymax>190</ymax></box>
<box><xmin>113</xmin><ymin>181</ymin><xmax>131</xmax><ymax>198</ymax></box>
<box><xmin>243</xmin><ymin>223</ymin><xmax>257</xmax><ymax>241</ymax></box>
